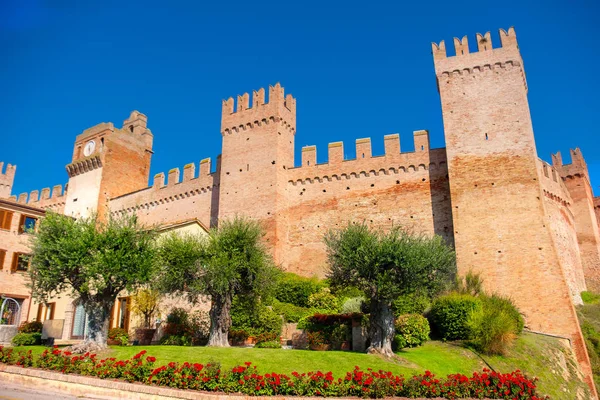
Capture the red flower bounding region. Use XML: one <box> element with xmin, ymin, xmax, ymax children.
<box><xmin>146</xmin><ymin>356</ymin><xmax>156</xmax><ymax>363</ymax></box>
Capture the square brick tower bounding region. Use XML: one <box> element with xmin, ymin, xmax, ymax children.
<box><xmin>434</xmin><ymin>28</ymin><xmax>596</xmax><ymax>395</ymax></box>
<box><xmin>218</xmin><ymin>83</ymin><xmax>296</xmax><ymax>262</ymax></box>
<box><xmin>64</xmin><ymin>111</ymin><xmax>153</xmax><ymax>220</ymax></box>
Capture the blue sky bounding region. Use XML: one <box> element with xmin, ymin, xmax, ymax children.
<box><xmin>1</xmin><ymin>0</ymin><xmax>599</xmax><ymax>197</ymax></box>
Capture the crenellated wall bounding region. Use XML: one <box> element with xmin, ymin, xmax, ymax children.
<box><xmin>13</xmin><ymin>184</ymin><xmax>67</xmax><ymax>213</ymax></box>
<box><xmin>552</xmin><ymin>149</ymin><xmax>600</xmax><ymax>292</ymax></box>
<box><xmin>109</xmin><ymin>157</ymin><xmax>220</xmax><ymax>230</ymax></box>
<box><xmin>279</xmin><ymin>131</ymin><xmax>453</xmax><ymax>276</ymax></box>
<box><xmin>537</xmin><ymin>159</ymin><xmax>587</xmax><ymax>304</ymax></box>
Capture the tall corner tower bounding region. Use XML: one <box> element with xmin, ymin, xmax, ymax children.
<box><xmin>434</xmin><ymin>28</ymin><xmax>596</xmax><ymax>395</ymax></box>
<box><xmin>218</xmin><ymin>83</ymin><xmax>296</xmax><ymax>261</ymax></box>
<box><xmin>64</xmin><ymin>111</ymin><xmax>153</xmax><ymax>220</ymax></box>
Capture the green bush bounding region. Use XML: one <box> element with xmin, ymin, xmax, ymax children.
<box><xmin>394</xmin><ymin>314</ymin><xmax>430</xmax><ymax>349</ymax></box>
<box><xmin>392</xmin><ymin>293</ymin><xmax>431</xmax><ymax>317</ymax></box>
<box><xmin>341</xmin><ymin>297</ymin><xmax>365</xmax><ymax>314</ymax></box>
<box><xmin>18</xmin><ymin>321</ymin><xmax>43</xmax><ymax>333</ymax></box>
<box><xmin>308</xmin><ymin>288</ymin><xmax>340</xmax><ymax>312</ymax></box>
<box><xmin>12</xmin><ymin>332</ymin><xmax>42</xmax><ymax>346</ymax></box>
<box><xmin>274</xmin><ymin>273</ymin><xmax>325</xmax><ymax>307</ymax></box>
<box><xmin>160</xmin><ymin>334</ymin><xmax>192</xmax><ymax>346</ymax></box>
<box><xmin>481</xmin><ymin>294</ymin><xmax>524</xmax><ymax>334</ymax></box>
<box><xmin>271</xmin><ymin>300</ymin><xmax>312</xmax><ymax>323</ymax></box>
<box><xmin>108</xmin><ymin>328</ymin><xmax>129</xmax><ymax>345</ymax></box>
<box><xmin>330</xmin><ymin>324</ymin><xmax>350</xmax><ymax>349</ymax></box>
<box><xmin>255</xmin><ymin>331</ymin><xmax>279</xmax><ymax>344</ymax></box>
<box><xmin>231</xmin><ymin>297</ymin><xmax>282</xmax><ymax>337</ymax></box>
<box><xmin>429</xmin><ymin>293</ymin><xmax>481</xmax><ymax>340</ymax></box>
<box><xmin>582</xmin><ymin>291</ymin><xmax>600</xmax><ymax>305</ymax></box>
<box><xmin>465</xmin><ymin>294</ymin><xmax>523</xmax><ymax>355</ymax></box>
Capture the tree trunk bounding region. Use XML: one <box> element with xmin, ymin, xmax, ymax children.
<box><xmin>69</xmin><ymin>301</ymin><xmax>112</xmax><ymax>354</ymax></box>
<box><xmin>367</xmin><ymin>298</ymin><xmax>395</xmax><ymax>357</ymax></box>
<box><xmin>207</xmin><ymin>292</ymin><xmax>232</xmax><ymax>347</ymax></box>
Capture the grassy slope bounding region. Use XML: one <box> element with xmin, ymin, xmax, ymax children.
<box><xmin>14</xmin><ymin>332</ymin><xmax>587</xmax><ymax>399</ymax></box>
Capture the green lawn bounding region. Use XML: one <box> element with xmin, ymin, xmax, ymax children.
<box><xmin>13</xmin><ymin>333</ymin><xmax>589</xmax><ymax>399</ymax></box>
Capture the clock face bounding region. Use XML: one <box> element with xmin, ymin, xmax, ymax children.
<box><xmin>83</xmin><ymin>140</ymin><xmax>96</xmax><ymax>157</ymax></box>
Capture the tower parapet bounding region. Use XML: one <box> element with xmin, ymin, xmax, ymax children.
<box><xmin>221</xmin><ymin>83</ymin><xmax>296</xmax><ymax>136</ymax></box>
<box><xmin>0</xmin><ymin>162</ymin><xmax>16</xmax><ymax>199</ymax></box>
<box><xmin>432</xmin><ymin>27</ymin><xmax>526</xmax><ymax>91</ymax></box>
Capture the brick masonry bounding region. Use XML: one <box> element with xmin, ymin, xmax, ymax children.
<box><xmin>1</xmin><ymin>27</ymin><xmax>599</xmax><ymax>397</ymax></box>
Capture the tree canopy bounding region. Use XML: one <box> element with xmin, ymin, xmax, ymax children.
<box><xmin>29</xmin><ymin>212</ymin><xmax>158</xmax><ymax>350</ymax></box>
<box><xmin>156</xmin><ymin>217</ymin><xmax>280</xmax><ymax>346</ymax></box>
<box><xmin>325</xmin><ymin>223</ymin><xmax>455</xmax><ymax>355</ymax></box>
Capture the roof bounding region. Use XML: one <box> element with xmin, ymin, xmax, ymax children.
<box><xmin>0</xmin><ymin>198</ymin><xmax>46</xmax><ymax>216</ymax></box>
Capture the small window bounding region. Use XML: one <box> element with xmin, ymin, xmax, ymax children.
<box><xmin>18</xmin><ymin>215</ymin><xmax>37</xmax><ymax>234</ymax></box>
<box><xmin>0</xmin><ymin>249</ymin><xmax>5</xmax><ymax>270</ymax></box>
<box><xmin>12</xmin><ymin>253</ymin><xmax>31</xmax><ymax>273</ymax></box>
<box><xmin>0</xmin><ymin>210</ymin><xmax>13</xmax><ymax>230</ymax></box>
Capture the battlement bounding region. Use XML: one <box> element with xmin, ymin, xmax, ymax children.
<box><xmin>551</xmin><ymin>149</ymin><xmax>589</xmax><ymax>181</ymax></box>
<box><xmin>221</xmin><ymin>83</ymin><xmax>296</xmax><ymax>136</ymax></box>
<box><xmin>13</xmin><ymin>183</ymin><xmax>68</xmax><ymax>213</ymax></box>
<box><xmin>290</xmin><ymin>130</ymin><xmax>447</xmax><ymax>187</ymax></box>
<box><xmin>152</xmin><ymin>158</ymin><xmax>213</xmax><ymax>190</ymax></box>
<box><xmin>432</xmin><ymin>28</ymin><xmax>524</xmax><ymax>85</ymax></box>
<box><xmin>299</xmin><ymin>130</ymin><xmax>431</xmax><ymax>168</ymax></box>
<box><xmin>0</xmin><ymin>162</ymin><xmax>16</xmax><ymax>199</ymax></box>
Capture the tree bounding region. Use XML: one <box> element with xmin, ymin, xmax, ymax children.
<box><xmin>29</xmin><ymin>212</ymin><xmax>157</xmax><ymax>351</ymax></box>
<box><xmin>130</xmin><ymin>287</ymin><xmax>161</xmax><ymax>328</ymax></box>
<box><xmin>157</xmin><ymin>217</ymin><xmax>279</xmax><ymax>347</ymax></box>
<box><xmin>324</xmin><ymin>223</ymin><xmax>455</xmax><ymax>356</ymax></box>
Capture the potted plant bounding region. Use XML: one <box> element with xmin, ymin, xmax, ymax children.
<box><xmin>308</xmin><ymin>331</ymin><xmax>330</xmax><ymax>351</ymax></box>
<box><xmin>108</xmin><ymin>328</ymin><xmax>129</xmax><ymax>346</ymax></box>
<box><xmin>229</xmin><ymin>329</ymin><xmax>249</xmax><ymax>346</ymax></box>
<box><xmin>131</xmin><ymin>288</ymin><xmax>161</xmax><ymax>345</ymax></box>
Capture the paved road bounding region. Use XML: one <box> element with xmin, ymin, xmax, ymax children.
<box><xmin>0</xmin><ymin>382</ymin><xmax>103</xmax><ymax>400</ymax></box>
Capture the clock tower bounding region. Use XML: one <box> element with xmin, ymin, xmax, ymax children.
<box><xmin>64</xmin><ymin>111</ymin><xmax>153</xmax><ymax>220</ymax></box>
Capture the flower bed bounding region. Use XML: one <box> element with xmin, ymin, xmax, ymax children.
<box><xmin>0</xmin><ymin>346</ymin><xmax>547</xmax><ymax>399</ymax></box>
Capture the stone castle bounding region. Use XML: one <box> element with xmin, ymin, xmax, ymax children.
<box><xmin>1</xmin><ymin>27</ymin><xmax>599</xmax><ymax>393</ymax></box>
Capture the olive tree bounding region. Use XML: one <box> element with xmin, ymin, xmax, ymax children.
<box><xmin>29</xmin><ymin>212</ymin><xmax>158</xmax><ymax>351</ymax></box>
<box><xmin>157</xmin><ymin>217</ymin><xmax>279</xmax><ymax>347</ymax></box>
<box><xmin>325</xmin><ymin>223</ymin><xmax>455</xmax><ymax>356</ymax></box>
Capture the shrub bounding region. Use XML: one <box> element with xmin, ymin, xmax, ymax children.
<box><xmin>429</xmin><ymin>293</ymin><xmax>481</xmax><ymax>340</ymax></box>
<box><xmin>108</xmin><ymin>328</ymin><xmax>129</xmax><ymax>345</ymax></box>
<box><xmin>330</xmin><ymin>324</ymin><xmax>350</xmax><ymax>349</ymax></box>
<box><xmin>481</xmin><ymin>294</ymin><xmax>524</xmax><ymax>334</ymax></box>
<box><xmin>12</xmin><ymin>332</ymin><xmax>42</xmax><ymax>346</ymax></box>
<box><xmin>307</xmin><ymin>288</ymin><xmax>340</xmax><ymax>312</ymax></box>
<box><xmin>341</xmin><ymin>297</ymin><xmax>365</xmax><ymax>314</ymax></box>
<box><xmin>394</xmin><ymin>314</ymin><xmax>430</xmax><ymax>349</ymax></box>
<box><xmin>255</xmin><ymin>331</ymin><xmax>279</xmax><ymax>344</ymax></box>
<box><xmin>582</xmin><ymin>291</ymin><xmax>600</xmax><ymax>305</ymax></box>
<box><xmin>229</xmin><ymin>329</ymin><xmax>249</xmax><ymax>342</ymax></box>
<box><xmin>467</xmin><ymin>306</ymin><xmax>516</xmax><ymax>355</ymax></box>
<box><xmin>18</xmin><ymin>321</ymin><xmax>43</xmax><ymax>333</ymax></box>
<box><xmin>231</xmin><ymin>297</ymin><xmax>282</xmax><ymax>337</ymax></box>
<box><xmin>160</xmin><ymin>308</ymin><xmax>209</xmax><ymax>346</ymax></box>
<box><xmin>455</xmin><ymin>270</ymin><xmax>484</xmax><ymax>296</ymax></box>
<box><xmin>271</xmin><ymin>300</ymin><xmax>312</xmax><ymax>323</ymax></box>
<box><xmin>392</xmin><ymin>293</ymin><xmax>431</xmax><ymax>317</ymax></box>
<box><xmin>307</xmin><ymin>331</ymin><xmax>327</xmax><ymax>348</ymax></box>
<box><xmin>160</xmin><ymin>334</ymin><xmax>192</xmax><ymax>346</ymax></box>
<box><xmin>274</xmin><ymin>273</ymin><xmax>325</xmax><ymax>307</ymax></box>
<box><xmin>254</xmin><ymin>340</ymin><xmax>282</xmax><ymax>349</ymax></box>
